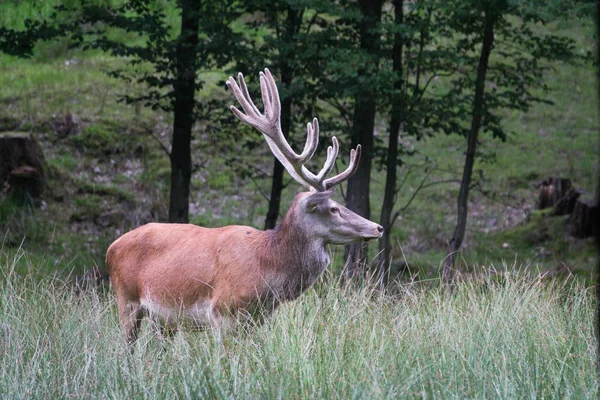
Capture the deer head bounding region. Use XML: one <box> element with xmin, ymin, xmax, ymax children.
<box><xmin>226</xmin><ymin>68</ymin><xmax>383</xmax><ymax>244</ymax></box>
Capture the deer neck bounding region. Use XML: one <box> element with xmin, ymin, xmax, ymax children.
<box><xmin>262</xmin><ymin>209</ymin><xmax>330</xmax><ymax>301</ymax></box>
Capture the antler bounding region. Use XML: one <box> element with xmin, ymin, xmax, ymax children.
<box><xmin>226</xmin><ymin>68</ymin><xmax>361</xmax><ymax>192</ymax></box>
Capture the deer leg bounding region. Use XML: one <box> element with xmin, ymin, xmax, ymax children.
<box><xmin>117</xmin><ymin>297</ymin><xmax>144</xmax><ymax>348</ymax></box>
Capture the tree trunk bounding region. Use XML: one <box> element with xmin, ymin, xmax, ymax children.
<box><xmin>265</xmin><ymin>161</ymin><xmax>285</xmax><ymax>229</ymax></box>
<box><xmin>169</xmin><ymin>0</ymin><xmax>200</xmax><ymax>223</ymax></box>
<box><xmin>344</xmin><ymin>0</ymin><xmax>383</xmax><ymax>280</ymax></box>
<box><xmin>377</xmin><ymin>0</ymin><xmax>404</xmax><ymax>288</ymax></box>
<box><xmin>345</xmin><ymin>97</ymin><xmax>376</xmax><ymax>279</ymax></box>
<box><xmin>264</xmin><ymin>7</ymin><xmax>301</xmax><ymax>230</ymax></box>
<box><xmin>442</xmin><ymin>10</ymin><xmax>495</xmax><ymax>283</ymax></box>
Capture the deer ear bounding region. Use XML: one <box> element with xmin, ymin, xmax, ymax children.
<box><xmin>306</xmin><ymin>189</ymin><xmax>335</xmax><ymax>213</ymax></box>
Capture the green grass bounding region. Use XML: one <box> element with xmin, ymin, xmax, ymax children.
<box><xmin>0</xmin><ymin>253</ymin><xmax>596</xmax><ymax>398</ymax></box>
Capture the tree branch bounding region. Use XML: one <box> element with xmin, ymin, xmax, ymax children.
<box><xmin>145</xmin><ymin>128</ymin><xmax>171</xmax><ymax>156</ymax></box>
<box><xmin>413</xmin><ymin>24</ymin><xmax>426</xmax><ymax>101</ymax></box>
<box><xmin>394</xmin><ymin>166</ymin><xmax>412</xmax><ymax>197</ymax></box>
<box><xmin>322</xmin><ymin>98</ymin><xmax>352</xmax><ymax>128</ymax></box>
<box><xmin>305</xmin><ymin>11</ymin><xmax>319</xmax><ymax>35</ymax></box>
<box><xmin>249</xmin><ymin>174</ymin><xmax>270</xmax><ymax>202</ymax></box>
<box><xmin>390</xmin><ymin>163</ymin><xmax>460</xmax><ymax>227</ymax></box>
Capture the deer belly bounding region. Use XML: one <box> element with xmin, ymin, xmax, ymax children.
<box><xmin>140</xmin><ymin>297</ymin><xmax>222</xmax><ymax>328</ymax></box>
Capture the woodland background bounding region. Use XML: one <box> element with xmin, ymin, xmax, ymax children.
<box><xmin>0</xmin><ymin>0</ymin><xmax>597</xmax><ymax>284</ymax></box>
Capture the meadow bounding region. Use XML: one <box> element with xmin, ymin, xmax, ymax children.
<box><xmin>1</xmin><ymin>250</ymin><xmax>596</xmax><ymax>399</ymax></box>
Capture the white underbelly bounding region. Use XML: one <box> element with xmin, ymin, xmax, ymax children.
<box><xmin>140</xmin><ymin>297</ymin><xmax>221</xmax><ymax>328</ymax></box>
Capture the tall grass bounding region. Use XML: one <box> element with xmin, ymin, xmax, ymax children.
<box><xmin>0</xmin><ymin>251</ymin><xmax>596</xmax><ymax>399</ymax></box>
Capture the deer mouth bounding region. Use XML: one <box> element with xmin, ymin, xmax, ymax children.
<box><xmin>361</xmin><ymin>226</ymin><xmax>384</xmax><ymax>242</ymax></box>
<box><xmin>362</xmin><ymin>235</ymin><xmax>382</xmax><ymax>242</ymax></box>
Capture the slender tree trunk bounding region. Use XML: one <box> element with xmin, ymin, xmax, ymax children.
<box><xmin>264</xmin><ymin>8</ymin><xmax>301</xmax><ymax>230</ymax></box>
<box><xmin>377</xmin><ymin>0</ymin><xmax>404</xmax><ymax>287</ymax></box>
<box><xmin>265</xmin><ymin>161</ymin><xmax>285</xmax><ymax>229</ymax></box>
<box><xmin>344</xmin><ymin>0</ymin><xmax>383</xmax><ymax>280</ymax></box>
<box><xmin>169</xmin><ymin>0</ymin><xmax>200</xmax><ymax>223</ymax></box>
<box><xmin>345</xmin><ymin>96</ymin><xmax>376</xmax><ymax>279</ymax></box>
<box><xmin>442</xmin><ymin>10</ymin><xmax>495</xmax><ymax>282</ymax></box>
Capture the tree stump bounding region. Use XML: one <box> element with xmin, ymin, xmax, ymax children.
<box><xmin>553</xmin><ymin>188</ymin><xmax>582</xmax><ymax>216</ymax></box>
<box><xmin>537</xmin><ymin>177</ymin><xmax>572</xmax><ymax>210</ymax></box>
<box><xmin>0</xmin><ymin>132</ymin><xmax>46</xmax><ymax>202</ymax></box>
<box><xmin>569</xmin><ymin>195</ymin><xmax>599</xmax><ymax>238</ymax></box>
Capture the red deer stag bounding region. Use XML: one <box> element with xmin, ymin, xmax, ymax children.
<box><xmin>106</xmin><ymin>69</ymin><xmax>383</xmax><ymax>345</ymax></box>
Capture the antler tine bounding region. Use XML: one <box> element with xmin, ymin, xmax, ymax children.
<box><xmin>314</xmin><ymin>136</ymin><xmax>339</xmax><ymax>183</ymax></box>
<box><xmin>237</xmin><ymin>72</ymin><xmax>261</xmax><ymax>116</ymax></box>
<box><xmin>323</xmin><ymin>145</ymin><xmax>362</xmax><ymax>190</ymax></box>
<box><xmin>301</xmin><ymin>118</ymin><xmax>319</xmax><ymax>166</ymax></box>
<box><xmin>260</xmin><ymin>69</ymin><xmax>281</xmax><ymax>122</ymax></box>
<box><xmin>227</xmin><ymin>76</ymin><xmax>262</xmax><ymax>130</ymax></box>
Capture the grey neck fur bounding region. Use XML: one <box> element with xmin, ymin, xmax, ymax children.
<box><xmin>262</xmin><ymin>200</ymin><xmax>330</xmax><ymax>302</ymax></box>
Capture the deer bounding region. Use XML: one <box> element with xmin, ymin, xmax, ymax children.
<box><xmin>106</xmin><ymin>68</ymin><xmax>383</xmax><ymax>345</ymax></box>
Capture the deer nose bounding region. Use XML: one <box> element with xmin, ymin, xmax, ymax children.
<box><xmin>377</xmin><ymin>225</ymin><xmax>384</xmax><ymax>234</ymax></box>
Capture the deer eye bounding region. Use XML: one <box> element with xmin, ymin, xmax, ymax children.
<box><xmin>330</xmin><ymin>207</ymin><xmax>339</xmax><ymax>214</ymax></box>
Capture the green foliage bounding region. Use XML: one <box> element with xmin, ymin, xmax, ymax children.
<box><xmin>54</xmin><ymin>0</ymin><xmax>243</xmax><ymax>117</ymax></box>
<box><xmin>0</xmin><ymin>196</ymin><xmax>112</xmax><ymax>278</ymax></box>
<box><xmin>0</xmin><ymin>194</ymin><xmax>31</xmax><ymax>225</ymax></box>
<box><xmin>464</xmin><ymin>213</ymin><xmax>597</xmax><ymax>277</ymax></box>
<box><xmin>0</xmin><ymin>194</ymin><xmax>49</xmax><ymax>246</ymax></box>
<box><xmin>431</xmin><ymin>0</ymin><xmax>583</xmax><ymax>141</ymax></box>
<box><xmin>0</xmin><ymin>261</ymin><xmax>596</xmax><ymax>398</ymax></box>
<box><xmin>77</xmin><ymin>181</ymin><xmax>136</xmax><ymax>202</ymax></box>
